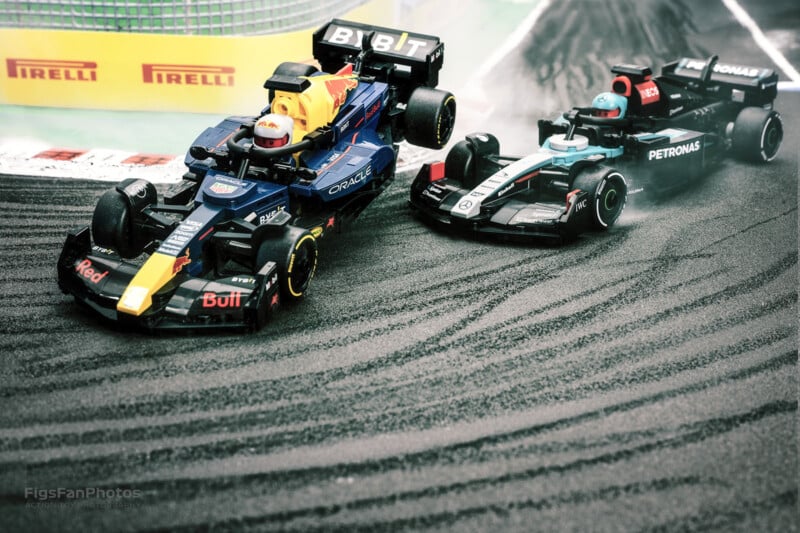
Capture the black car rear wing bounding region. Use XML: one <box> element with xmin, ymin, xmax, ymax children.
<box><xmin>312</xmin><ymin>19</ymin><xmax>444</xmax><ymax>89</ymax></box>
<box><xmin>660</xmin><ymin>57</ymin><xmax>778</xmax><ymax>104</ymax></box>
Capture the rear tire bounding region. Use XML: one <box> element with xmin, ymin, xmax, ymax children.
<box><xmin>255</xmin><ymin>226</ymin><xmax>318</xmax><ymax>302</ymax></box>
<box><xmin>404</xmin><ymin>87</ymin><xmax>456</xmax><ymax>150</ymax></box>
<box><xmin>572</xmin><ymin>166</ymin><xmax>627</xmax><ymax>230</ymax></box>
<box><xmin>732</xmin><ymin>107</ymin><xmax>783</xmax><ymax>163</ymax></box>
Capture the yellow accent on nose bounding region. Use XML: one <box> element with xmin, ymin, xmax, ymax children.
<box><xmin>117</xmin><ymin>252</ymin><xmax>177</xmax><ymax>316</ymax></box>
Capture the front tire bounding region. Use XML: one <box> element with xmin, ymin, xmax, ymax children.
<box><xmin>255</xmin><ymin>226</ymin><xmax>318</xmax><ymax>302</ymax></box>
<box><xmin>444</xmin><ymin>140</ymin><xmax>478</xmax><ymax>188</ymax></box>
<box><xmin>245</xmin><ymin>264</ymin><xmax>279</xmax><ymax>332</ymax></box>
<box><xmin>732</xmin><ymin>107</ymin><xmax>783</xmax><ymax>163</ymax></box>
<box><xmin>572</xmin><ymin>166</ymin><xmax>627</xmax><ymax>230</ymax></box>
<box><xmin>91</xmin><ymin>182</ymin><xmax>155</xmax><ymax>258</ymax></box>
<box><xmin>404</xmin><ymin>87</ymin><xmax>456</xmax><ymax>150</ymax></box>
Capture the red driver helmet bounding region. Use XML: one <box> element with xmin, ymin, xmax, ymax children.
<box><xmin>254</xmin><ymin>113</ymin><xmax>294</xmax><ymax>148</ymax></box>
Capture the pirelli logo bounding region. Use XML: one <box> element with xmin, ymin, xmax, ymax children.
<box><xmin>142</xmin><ymin>64</ymin><xmax>235</xmax><ymax>87</ymax></box>
<box><xmin>6</xmin><ymin>58</ymin><xmax>97</xmax><ymax>82</ymax></box>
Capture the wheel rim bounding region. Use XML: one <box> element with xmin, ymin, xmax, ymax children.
<box><xmin>762</xmin><ymin>117</ymin><xmax>783</xmax><ymax>161</ymax></box>
<box><xmin>286</xmin><ymin>235</ymin><xmax>317</xmax><ymax>298</ymax></box>
<box><xmin>437</xmin><ymin>96</ymin><xmax>456</xmax><ymax>147</ymax></box>
<box><xmin>597</xmin><ymin>174</ymin><xmax>626</xmax><ymax>226</ymax></box>
<box><xmin>604</xmin><ymin>189</ymin><xmax>618</xmax><ymax>212</ymax></box>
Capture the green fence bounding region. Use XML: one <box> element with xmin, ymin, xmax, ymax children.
<box><xmin>0</xmin><ymin>0</ymin><xmax>371</xmax><ymax>35</ymax></box>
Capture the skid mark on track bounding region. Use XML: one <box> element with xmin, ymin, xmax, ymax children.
<box><xmin>1</xmin><ymin>0</ymin><xmax>798</xmax><ymax>528</ymax></box>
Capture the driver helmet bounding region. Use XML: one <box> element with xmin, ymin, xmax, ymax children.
<box><xmin>591</xmin><ymin>92</ymin><xmax>627</xmax><ymax>119</ymax></box>
<box><xmin>254</xmin><ymin>113</ymin><xmax>294</xmax><ymax>148</ymax></box>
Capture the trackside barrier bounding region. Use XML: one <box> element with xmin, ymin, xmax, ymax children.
<box><xmin>0</xmin><ymin>0</ymin><xmax>392</xmax><ymax>114</ymax></box>
<box><xmin>0</xmin><ymin>0</ymin><xmax>373</xmax><ymax>35</ymax></box>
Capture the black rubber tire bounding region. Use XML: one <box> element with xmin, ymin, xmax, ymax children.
<box><xmin>92</xmin><ymin>189</ymin><xmax>136</xmax><ymax>258</ymax></box>
<box><xmin>246</xmin><ymin>275</ymin><xmax>274</xmax><ymax>332</ymax></box>
<box><xmin>572</xmin><ymin>166</ymin><xmax>627</xmax><ymax>230</ymax></box>
<box><xmin>732</xmin><ymin>107</ymin><xmax>783</xmax><ymax>163</ymax></box>
<box><xmin>444</xmin><ymin>140</ymin><xmax>478</xmax><ymax>188</ymax></box>
<box><xmin>404</xmin><ymin>87</ymin><xmax>456</xmax><ymax>150</ymax></box>
<box><xmin>255</xmin><ymin>226</ymin><xmax>318</xmax><ymax>302</ymax></box>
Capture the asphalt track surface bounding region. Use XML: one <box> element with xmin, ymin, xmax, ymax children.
<box><xmin>1</xmin><ymin>1</ymin><xmax>798</xmax><ymax>531</ymax></box>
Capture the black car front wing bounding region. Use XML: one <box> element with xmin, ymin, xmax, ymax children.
<box><xmin>57</xmin><ymin>227</ymin><xmax>280</xmax><ymax>331</ymax></box>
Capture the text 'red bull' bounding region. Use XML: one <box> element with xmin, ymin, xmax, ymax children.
<box><xmin>75</xmin><ymin>259</ymin><xmax>108</xmax><ymax>283</ymax></box>
<box><xmin>201</xmin><ymin>292</ymin><xmax>242</xmax><ymax>309</ymax></box>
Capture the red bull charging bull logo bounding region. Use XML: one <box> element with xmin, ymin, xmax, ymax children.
<box><xmin>324</xmin><ymin>75</ymin><xmax>358</xmax><ymax>109</ymax></box>
<box><xmin>257</xmin><ymin>119</ymin><xmax>281</xmax><ymax>130</ymax></box>
<box><xmin>172</xmin><ymin>250</ymin><xmax>191</xmax><ymax>274</ymax></box>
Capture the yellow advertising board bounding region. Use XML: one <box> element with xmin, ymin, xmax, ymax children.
<box><xmin>0</xmin><ymin>0</ymin><xmax>392</xmax><ymax>114</ymax></box>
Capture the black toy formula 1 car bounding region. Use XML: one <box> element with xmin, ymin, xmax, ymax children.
<box><xmin>410</xmin><ymin>55</ymin><xmax>783</xmax><ymax>242</ymax></box>
<box><xmin>58</xmin><ymin>19</ymin><xmax>456</xmax><ymax>331</ymax></box>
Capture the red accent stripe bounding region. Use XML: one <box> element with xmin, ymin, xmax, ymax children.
<box><xmin>321</xmin><ymin>132</ymin><xmax>360</xmax><ymax>171</ymax></box>
<box><xmin>515</xmin><ymin>170</ymin><xmax>539</xmax><ymax>183</ymax></box>
<box><xmin>198</xmin><ymin>227</ymin><xmax>215</xmax><ymax>241</ymax></box>
<box><xmin>216</xmin><ymin>131</ymin><xmax>236</xmax><ymax>148</ymax></box>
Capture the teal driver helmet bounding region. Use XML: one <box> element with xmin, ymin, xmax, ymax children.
<box><xmin>591</xmin><ymin>92</ymin><xmax>627</xmax><ymax>119</ymax></box>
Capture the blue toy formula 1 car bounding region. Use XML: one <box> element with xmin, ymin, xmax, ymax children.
<box><xmin>58</xmin><ymin>19</ymin><xmax>456</xmax><ymax>331</ymax></box>
<box><xmin>410</xmin><ymin>55</ymin><xmax>782</xmax><ymax>243</ymax></box>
